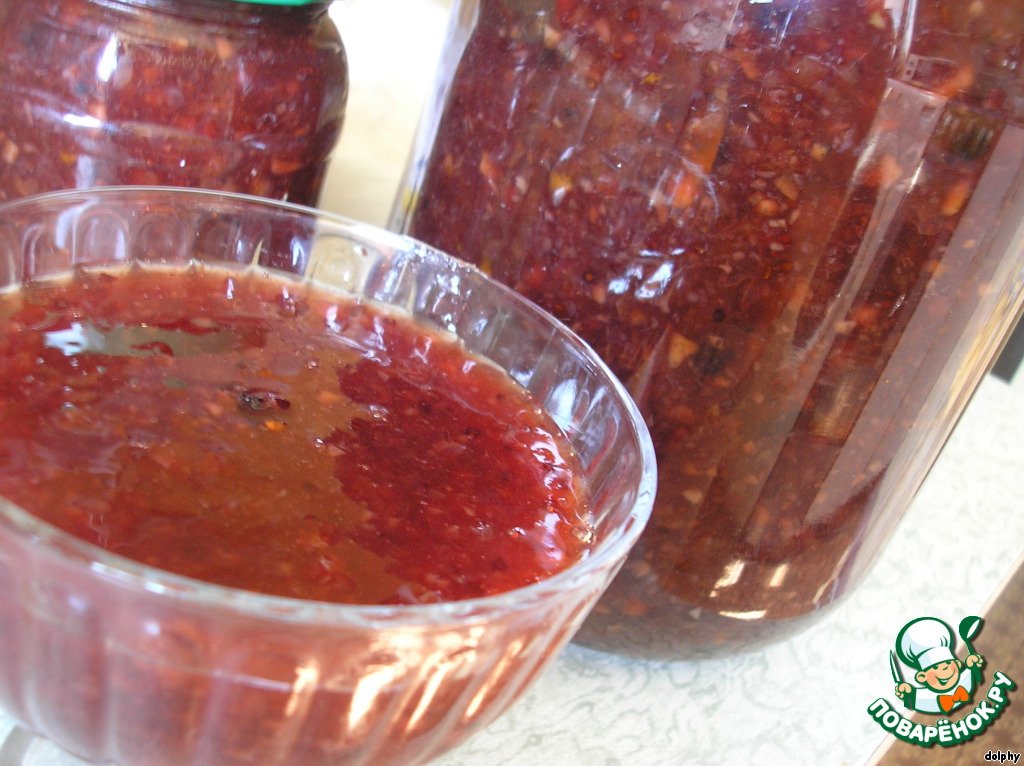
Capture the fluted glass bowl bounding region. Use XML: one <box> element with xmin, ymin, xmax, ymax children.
<box><xmin>0</xmin><ymin>187</ymin><xmax>656</xmax><ymax>766</ymax></box>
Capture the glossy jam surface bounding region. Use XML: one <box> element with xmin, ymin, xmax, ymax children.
<box><xmin>403</xmin><ymin>0</ymin><xmax>1024</xmax><ymax>655</ymax></box>
<box><xmin>0</xmin><ymin>0</ymin><xmax>347</xmax><ymax>204</ymax></box>
<box><xmin>0</xmin><ymin>266</ymin><xmax>592</xmax><ymax>604</ymax></box>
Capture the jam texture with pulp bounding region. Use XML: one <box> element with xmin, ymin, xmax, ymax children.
<box><xmin>0</xmin><ymin>265</ymin><xmax>593</xmax><ymax>604</ymax></box>
<box><xmin>401</xmin><ymin>0</ymin><xmax>1024</xmax><ymax>656</ymax></box>
<box><xmin>0</xmin><ymin>0</ymin><xmax>348</xmax><ymax>205</ymax></box>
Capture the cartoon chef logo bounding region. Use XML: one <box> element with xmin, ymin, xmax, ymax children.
<box><xmin>892</xmin><ymin>616</ymin><xmax>984</xmax><ymax>715</ymax></box>
<box><xmin>868</xmin><ymin>615</ymin><xmax>1016</xmax><ymax>747</ymax></box>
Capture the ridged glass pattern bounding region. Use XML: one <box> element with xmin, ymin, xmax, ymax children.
<box><xmin>0</xmin><ymin>187</ymin><xmax>655</xmax><ymax>766</ymax></box>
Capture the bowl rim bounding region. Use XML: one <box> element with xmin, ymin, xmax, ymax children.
<box><xmin>0</xmin><ymin>185</ymin><xmax>657</xmax><ymax>628</ymax></box>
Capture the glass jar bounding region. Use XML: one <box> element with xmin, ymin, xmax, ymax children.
<box><xmin>0</xmin><ymin>0</ymin><xmax>347</xmax><ymax>206</ymax></box>
<box><xmin>394</xmin><ymin>0</ymin><xmax>1024</xmax><ymax>659</ymax></box>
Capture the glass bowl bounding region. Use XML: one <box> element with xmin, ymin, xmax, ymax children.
<box><xmin>0</xmin><ymin>187</ymin><xmax>656</xmax><ymax>766</ymax></box>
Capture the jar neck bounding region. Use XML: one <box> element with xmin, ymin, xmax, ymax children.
<box><xmin>88</xmin><ymin>0</ymin><xmax>332</xmax><ymax>26</ymax></box>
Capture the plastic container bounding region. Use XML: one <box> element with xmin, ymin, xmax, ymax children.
<box><xmin>0</xmin><ymin>186</ymin><xmax>655</xmax><ymax>766</ymax></box>
<box><xmin>0</xmin><ymin>0</ymin><xmax>347</xmax><ymax>205</ymax></box>
<box><xmin>394</xmin><ymin>0</ymin><xmax>1024</xmax><ymax>659</ymax></box>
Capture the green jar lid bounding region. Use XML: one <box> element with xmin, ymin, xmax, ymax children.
<box><xmin>222</xmin><ymin>0</ymin><xmax>327</xmax><ymax>5</ymax></box>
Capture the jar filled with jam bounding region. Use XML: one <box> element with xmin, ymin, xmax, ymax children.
<box><xmin>0</xmin><ymin>0</ymin><xmax>347</xmax><ymax>205</ymax></box>
<box><xmin>394</xmin><ymin>0</ymin><xmax>1024</xmax><ymax>659</ymax></box>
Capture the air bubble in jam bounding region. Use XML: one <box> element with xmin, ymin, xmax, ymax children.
<box><xmin>236</xmin><ymin>388</ymin><xmax>291</xmax><ymax>415</ymax></box>
<box><xmin>275</xmin><ymin>291</ymin><xmax>305</xmax><ymax>319</ymax></box>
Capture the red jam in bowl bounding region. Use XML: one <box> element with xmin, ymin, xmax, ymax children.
<box><xmin>0</xmin><ymin>265</ymin><xmax>593</xmax><ymax>604</ymax></box>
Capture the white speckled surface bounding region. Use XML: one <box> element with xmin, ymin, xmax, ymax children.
<box><xmin>2</xmin><ymin>2</ymin><xmax>1022</xmax><ymax>764</ymax></box>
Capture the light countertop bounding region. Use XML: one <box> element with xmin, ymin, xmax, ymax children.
<box><xmin>2</xmin><ymin>1</ymin><xmax>1021</xmax><ymax>764</ymax></box>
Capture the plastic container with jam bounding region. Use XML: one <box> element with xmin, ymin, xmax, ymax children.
<box><xmin>0</xmin><ymin>0</ymin><xmax>348</xmax><ymax>206</ymax></box>
<box><xmin>394</xmin><ymin>0</ymin><xmax>1024</xmax><ymax>659</ymax></box>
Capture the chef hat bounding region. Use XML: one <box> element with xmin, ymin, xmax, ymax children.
<box><xmin>896</xmin><ymin>617</ymin><xmax>956</xmax><ymax>671</ymax></box>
